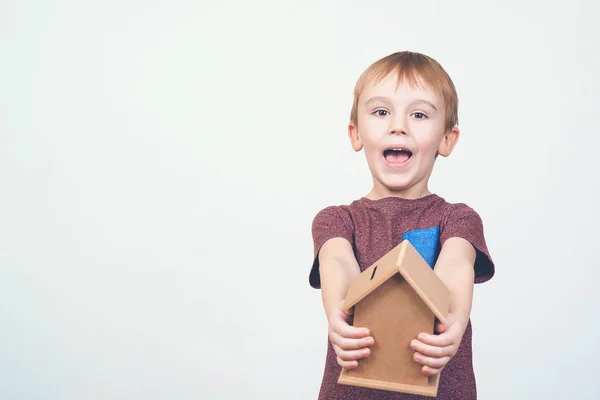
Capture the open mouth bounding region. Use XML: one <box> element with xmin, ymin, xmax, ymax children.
<box><xmin>383</xmin><ymin>147</ymin><xmax>413</xmax><ymax>165</ymax></box>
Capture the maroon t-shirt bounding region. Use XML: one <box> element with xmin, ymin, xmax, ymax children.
<box><xmin>309</xmin><ymin>194</ymin><xmax>495</xmax><ymax>400</ymax></box>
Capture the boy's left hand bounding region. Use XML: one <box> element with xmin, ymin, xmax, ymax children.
<box><xmin>410</xmin><ymin>313</ymin><xmax>465</xmax><ymax>376</ymax></box>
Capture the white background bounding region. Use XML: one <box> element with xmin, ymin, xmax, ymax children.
<box><xmin>1</xmin><ymin>1</ymin><xmax>599</xmax><ymax>399</ymax></box>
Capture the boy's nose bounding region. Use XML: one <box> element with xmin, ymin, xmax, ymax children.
<box><xmin>390</xmin><ymin>128</ymin><xmax>407</xmax><ymax>135</ymax></box>
<box><xmin>389</xmin><ymin>125</ymin><xmax>408</xmax><ymax>135</ymax></box>
<box><xmin>389</xmin><ymin>117</ymin><xmax>408</xmax><ymax>135</ymax></box>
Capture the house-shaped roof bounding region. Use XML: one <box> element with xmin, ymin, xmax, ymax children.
<box><xmin>342</xmin><ymin>240</ymin><xmax>450</xmax><ymax>324</ymax></box>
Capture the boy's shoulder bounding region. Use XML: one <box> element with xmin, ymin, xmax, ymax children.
<box><xmin>310</xmin><ymin>202</ymin><xmax>356</xmax><ymax>234</ymax></box>
<box><xmin>311</xmin><ymin>197</ymin><xmax>365</xmax><ymax>220</ymax></box>
<box><xmin>438</xmin><ymin>199</ymin><xmax>485</xmax><ymax>224</ymax></box>
<box><xmin>313</xmin><ymin>200</ymin><xmax>356</xmax><ymax>213</ymax></box>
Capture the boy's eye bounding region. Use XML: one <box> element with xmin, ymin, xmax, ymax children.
<box><xmin>373</xmin><ymin>109</ymin><xmax>389</xmax><ymax>117</ymax></box>
<box><xmin>412</xmin><ymin>112</ymin><xmax>427</xmax><ymax>119</ymax></box>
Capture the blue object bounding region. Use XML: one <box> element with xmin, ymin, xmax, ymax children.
<box><xmin>402</xmin><ymin>226</ymin><xmax>440</xmax><ymax>269</ymax></box>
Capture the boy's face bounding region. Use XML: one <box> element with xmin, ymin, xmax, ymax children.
<box><xmin>349</xmin><ymin>73</ymin><xmax>459</xmax><ymax>198</ymax></box>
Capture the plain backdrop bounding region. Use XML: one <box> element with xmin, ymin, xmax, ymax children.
<box><xmin>1</xmin><ymin>1</ymin><xmax>599</xmax><ymax>399</ymax></box>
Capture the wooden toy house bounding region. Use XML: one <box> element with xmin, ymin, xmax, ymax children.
<box><xmin>339</xmin><ymin>240</ymin><xmax>451</xmax><ymax>397</ymax></box>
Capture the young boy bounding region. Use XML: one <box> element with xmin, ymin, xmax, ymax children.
<box><xmin>309</xmin><ymin>51</ymin><xmax>495</xmax><ymax>399</ymax></box>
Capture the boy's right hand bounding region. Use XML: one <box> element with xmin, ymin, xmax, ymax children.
<box><xmin>328</xmin><ymin>300</ymin><xmax>375</xmax><ymax>369</ymax></box>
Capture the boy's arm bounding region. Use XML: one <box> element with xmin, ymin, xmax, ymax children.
<box><xmin>434</xmin><ymin>237</ymin><xmax>476</xmax><ymax>329</ymax></box>
<box><xmin>318</xmin><ymin>237</ymin><xmax>361</xmax><ymax>319</ymax></box>
<box><xmin>318</xmin><ymin>237</ymin><xmax>374</xmax><ymax>369</ymax></box>
<box><xmin>409</xmin><ymin>237</ymin><xmax>476</xmax><ymax>376</ymax></box>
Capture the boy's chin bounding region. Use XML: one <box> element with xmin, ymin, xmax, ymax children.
<box><xmin>379</xmin><ymin>177</ymin><xmax>413</xmax><ymax>190</ymax></box>
<box><xmin>377</xmin><ymin>176</ymin><xmax>429</xmax><ymax>196</ymax></box>
<box><xmin>379</xmin><ymin>181</ymin><xmax>414</xmax><ymax>194</ymax></box>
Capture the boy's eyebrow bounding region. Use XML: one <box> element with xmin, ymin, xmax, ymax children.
<box><xmin>409</xmin><ymin>98</ymin><xmax>438</xmax><ymax>111</ymax></box>
<box><xmin>365</xmin><ymin>96</ymin><xmax>392</xmax><ymax>106</ymax></box>
<box><xmin>365</xmin><ymin>96</ymin><xmax>438</xmax><ymax>111</ymax></box>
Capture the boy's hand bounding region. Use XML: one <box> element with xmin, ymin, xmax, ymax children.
<box><xmin>328</xmin><ymin>300</ymin><xmax>374</xmax><ymax>369</ymax></box>
<box><xmin>410</xmin><ymin>312</ymin><xmax>465</xmax><ymax>376</ymax></box>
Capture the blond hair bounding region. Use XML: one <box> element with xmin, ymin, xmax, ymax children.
<box><xmin>350</xmin><ymin>51</ymin><xmax>458</xmax><ymax>130</ymax></box>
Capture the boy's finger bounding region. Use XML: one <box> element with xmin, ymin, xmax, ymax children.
<box><xmin>422</xmin><ymin>365</ymin><xmax>443</xmax><ymax>377</ymax></box>
<box><xmin>417</xmin><ymin>332</ymin><xmax>454</xmax><ymax>347</ymax></box>
<box><xmin>329</xmin><ymin>315</ymin><xmax>356</xmax><ymax>334</ymax></box>
<box><xmin>338</xmin><ymin>301</ymin><xmax>353</xmax><ymax>316</ymax></box>
<box><xmin>410</xmin><ymin>339</ymin><xmax>453</xmax><ymax>358</ymax></box>
<box><xmin>334</xmin><ymin>306</ymin><xmax>351</xmax><ymax>323</ymax></box>
<box><xmin>338</xmin><ymin>323</ymin><xmax>371</xmax><ymax>339</ymax></box>
<box><xmin>337</xmin><ymin>356</ymin><xmax>358</xmax><ymax>369</ymax></box>
<box><xmin>339</xmin><ymin>336</ymin><xmax>374</xmax><ymax>351</ymax></box>
<box><xmin>435</xmin><ymin>321</ymin><xmax>447</xmax><ymax>333</ymax></box>
<box><xmin>335</xmin><ymin>346</ymin><xmax>371</xmax><ymax>362</ymax></box>
<box><xmin>435</xmin><ymin>316</ymin><xmax>457</xmax><ymax>333</ymax></box>
<box><xmin>413</xmin><ymin>352</ymin><xmax>450</xmax><ymax>370</ymax></box>
<box><xmin>331</xmin><ymin>331</ymin><xmax>374</xmax><ymax>350</ymax></box>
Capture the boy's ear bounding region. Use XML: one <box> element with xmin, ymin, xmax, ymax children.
<box><xmin>437</xmin><ymin>126</ymin><xmax>460</xmax><ymax>157</ymax></box>
<box><xmin>348</xmin><ymin>122</ymin><xmax>363</xmax><ymax>152</ymax></box>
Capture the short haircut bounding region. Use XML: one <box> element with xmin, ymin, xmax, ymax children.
<box><xmin>350</xmin><ymin>51</ymin><xmax>459</xmax><ymax>131</ymax></box>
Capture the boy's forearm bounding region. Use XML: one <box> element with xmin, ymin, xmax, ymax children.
<box><xmin>320</xmin><ymin>256</ymin><xmax>360</xmax><ymax>320</ymax></box>
<box><xmin>433</xmin><ymin>237</ymin><xmax>477</xmax><ymax>328</ymax></box>
<box><xmin>438</xmin><ymin>262</ymin><xmax>475</xmax><ymax>327</ymax></box>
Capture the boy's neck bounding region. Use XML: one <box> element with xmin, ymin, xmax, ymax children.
<box><xmin>365</xmin><ymin>183</ymin><xmax>432</xmax><ymax>201</ymax></box>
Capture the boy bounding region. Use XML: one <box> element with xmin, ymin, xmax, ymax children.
<box><xmin>309</xmin><ymin>51</ymin><xmax>495</xmax><ymax>399</ymax></box>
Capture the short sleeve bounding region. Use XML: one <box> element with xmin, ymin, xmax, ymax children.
<box><xmin>440</xmin><ymin>204</ymin><xmax>495</xmax><ymax>284</ymax></box>
<box><xmin>309</xmin><ymin>206</ymin><xmax>354</xmax><ymax>289</ymax></box>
